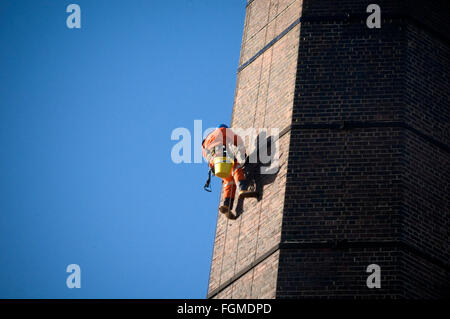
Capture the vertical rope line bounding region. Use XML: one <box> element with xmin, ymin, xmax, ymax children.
<box><xmin>232</xmin><ymin>0</ymin><xmax>273</xmax><ymax>298</ymax></box>
<box><xmin>261</xmin><ymin>49</ymin><xmax>273</xmax><ymax>129</ymax></box>
<box><xmin>230</xmin><ymin>202</ymin><xmax>243</xmax><ymax>299</ymax></box>
<box><xmin>239</xmin><ymin>3</ymin><xmax>251</xmax><ymax>67</ymax></box>
<box><xmin>251</xmin><ymin>58</ymin><xmax>265</xmax><ymax>129</ymax></box>
<box><xmin>251</xmin><ymin>36</ymin><xmax>276</xmax><ymax>296</ymax></box>
<box><xmin>250</xmin><ymin>0</ymin><xmax>277</xmax><ymax>298</ymax></box>
<box><xmin>217</xmin><ymin>198</ymin><xmax>229</xmax><ymax>290</ymax></box>
<box><xmin>230</xmin><ymin>0</ymin><xmax>251</xmax><ymax>128</ymax></box>
<box><xmin>219</xmin><ymin>2</ymin><xmax>253</xmax><ymax>295</ymax></box>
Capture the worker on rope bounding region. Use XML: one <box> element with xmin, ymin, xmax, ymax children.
<box><xmin>202</xmin><ymin>124</ymin><xmax>257</xmax><ymax>219</ymax></box>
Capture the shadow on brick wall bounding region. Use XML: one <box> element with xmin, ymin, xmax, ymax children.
<box><xmin>234</xmin><ymin>131</ymin><xmax>282</xmax><ymax>218</ymax></box>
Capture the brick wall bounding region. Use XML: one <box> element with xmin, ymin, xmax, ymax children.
<box><xmin>207</xmin><ymin>0</ymin><xmax>302</xmax><ymax>298</ymax></box>
<box><xmin>208</xmin><ymin>0</ymin><xmax>450</xmax><ymax>299</ymax></box>
<box><xmin>278</xmin><ymin>0</ymin><xmax>449</xmax><ymax>298</ymax></box>
<box><xmin>277</xmin><ymin>247</ymin><xmax>402</xmax><ymax>298</ymax></box>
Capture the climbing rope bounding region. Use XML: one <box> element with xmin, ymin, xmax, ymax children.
<box><xmin>230</xmin><ymin>0</ymin><xmax>274</xmax><ymax>298</ymax></box>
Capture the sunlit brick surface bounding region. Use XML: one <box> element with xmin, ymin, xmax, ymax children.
<box><xmin>208</xmin><ymin>0</ymin><xmax>450</xmax><ymax>299</ymax></box>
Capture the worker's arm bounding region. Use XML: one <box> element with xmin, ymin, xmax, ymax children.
<box><xmin>202</xmin><ymin>146</ymin><xmax>215</xmax><ymax>163</ymax></box>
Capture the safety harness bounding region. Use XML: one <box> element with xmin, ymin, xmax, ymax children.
<box><xmin>202</xmin><ymin>129</ymin><xmax>244</xmax><ymax>193</ymax></box>
<box><xmin>203</xmin><ymin>153</ymin><xmax>249</xmax><ymax>193</ymax></box>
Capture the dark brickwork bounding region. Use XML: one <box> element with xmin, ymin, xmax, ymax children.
<box><xmin>208</xmin><ymin>0</ymin><xmax>450</xmax><ymax>299</ymax></box>
<box><xmin>278</xmin><ymin>247</ymin><xmax>402</xmax><ymax>298</ymax></box>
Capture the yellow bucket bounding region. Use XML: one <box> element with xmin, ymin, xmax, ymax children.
<box><xmin>214</xmin><ymin>157</ymin><xmax>233</xmax><ymax>179</ymax></box>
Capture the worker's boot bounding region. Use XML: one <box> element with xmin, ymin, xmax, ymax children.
<box><xmin>219</xmin><ymin>197</ymin><xmax>235</xmax><ymax>220</ymax></box>
<box><xmin>238</xmin><ymin>180</ymin><xmax>258</xmax><ymax>199</ymax></box>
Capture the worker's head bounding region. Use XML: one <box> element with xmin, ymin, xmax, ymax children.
<box><xmin>217</xmin><ymin>124</ymin><xmax>228</xmax><ymax>129</ymax></box>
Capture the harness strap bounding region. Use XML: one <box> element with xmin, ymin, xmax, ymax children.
<box><xmin>203</xmin><ymin>168</ymin><xmax>212</xmax><ymax>192</ymax></box>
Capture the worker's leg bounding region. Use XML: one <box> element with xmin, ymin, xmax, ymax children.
<box><xmin>223</xmin><ymin>176</ymin><xmax>237</xmax><ymax>200</ymax></box>
<box><xmin>233</xmin><ymin>164</ymin><xmax>258</xmax><ymax>199</ymax></box>
<box><xmin>219</xmin><ymin>176</ymin><xmax>236</xmax><ymax>218</ymax></box>
<box><xmin>232</xmin><ymin>165</ymin><xmax>247</xmax><ymax>191</ymax></box>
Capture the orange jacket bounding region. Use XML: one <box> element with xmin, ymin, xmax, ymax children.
<box><xmin>202</xmin><ymin>127</ymin><xmax>245</xmax><ymax>168</ymax></box>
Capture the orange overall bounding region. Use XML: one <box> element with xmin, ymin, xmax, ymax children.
<box><xmin>202</xmin><ymin>127</ymin><xmax>247</xmax><ymax>200</ymax></box>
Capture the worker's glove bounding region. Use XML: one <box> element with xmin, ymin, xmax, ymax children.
<box><xmin>205</xmin><ymin>148</ymin><xmax>214</xmax><ymax>163</ymax></box>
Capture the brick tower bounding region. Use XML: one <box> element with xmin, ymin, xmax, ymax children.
<box><xmin>207</xmin><ymin>0</ymin><xmax>450</xmax><ymax>298</ymax></box>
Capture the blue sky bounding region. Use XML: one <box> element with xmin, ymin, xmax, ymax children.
<box><xmin>0</xmin><ymin>0</ymin><xmax>245</xmax><ymax>298</ymax></box>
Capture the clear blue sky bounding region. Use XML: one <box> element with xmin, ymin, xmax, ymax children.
<box><xmin>0</xmin><ymin>0</ymin><xmax>245</xmax><ymax>298</ymax></box>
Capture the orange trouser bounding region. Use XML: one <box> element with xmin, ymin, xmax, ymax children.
<box><xmin>221</xmin><ymin>163</ymin><xmax>246</xmax><ymax>199</ymax></box>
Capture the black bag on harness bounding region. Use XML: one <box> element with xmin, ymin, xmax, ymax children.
<box><xmin>203</xmin><ymin>168</ymin><xmax>212</xmax><ymax>192</ymax></box>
